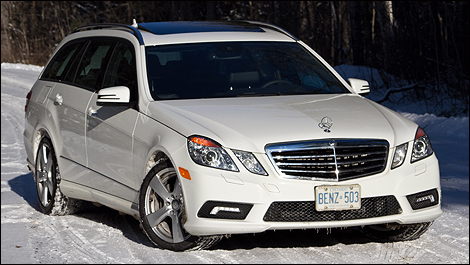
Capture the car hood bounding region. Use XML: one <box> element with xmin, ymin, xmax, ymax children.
<box><xmin>144</xmin><ymin>94</ymin><xmax>417</xmax><ymax>153</ymax></box>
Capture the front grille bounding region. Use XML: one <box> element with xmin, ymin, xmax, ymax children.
<box><xmin>263</xmin><ymin>196</ymin><xmax>401</xmax><ymax>222</ymax></box>
<box><xmin>266</xmin><ymin>139</ymin><xmax>389</xmax><ymax>181</ymax></box>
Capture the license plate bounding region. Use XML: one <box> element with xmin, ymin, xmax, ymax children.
<box><xmin>315</xmin><ymin>184</ymin><xmax>361</xmax><ymax>211</ymax></box>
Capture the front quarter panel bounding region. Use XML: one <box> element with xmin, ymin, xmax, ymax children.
<box><xmin>132</xmin><ymin>111</ymin><xmax>187</xmax><ymax>194</ymax></box>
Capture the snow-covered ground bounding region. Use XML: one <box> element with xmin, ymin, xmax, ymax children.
<box><xmin>1</xmin><ymin>62</ymin><xmax>468</xmax><ymax>263</ymax></box>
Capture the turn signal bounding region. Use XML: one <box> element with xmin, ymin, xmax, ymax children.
<box><xmin>179</xmin><ymin>167</ymin><xmax>191</xmax><ymax>180</ymax></box>
<box><xmin>189</xmin><ymin>136</ymin><xmax>220</xmax><ymax>147</ymax></box>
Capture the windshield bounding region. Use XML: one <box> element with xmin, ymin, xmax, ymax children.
<box><xmin>145</xmin><ymin>42</ymin><xmax>349</xmax><ymax>100</ymax></box>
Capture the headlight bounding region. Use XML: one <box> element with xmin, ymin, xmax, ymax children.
<box><xmin>391</xmin><ymin>143</ymin><xmax>408</xmax><ymax>169</ymax></box>
<box><xmin>187</xmin><ymin>136</ymin><xmax>238</xmax><ymax>172</ymax></box>
<box><xmin>411</xmin><ymin>127</ymin><xmax>434</xmax><ymax>163</ymax></box>
<box><xmin>232</xmin><ymin>150</ymin><xmax>268</xmax><ymax>176</ymax></box>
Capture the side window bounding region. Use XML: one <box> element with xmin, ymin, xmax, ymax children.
<box><xmin>102</xmin><ymin>41</ymin><xmax>136</xmax><ymax>93</ymax></box>
<box><xmin>62</xmin><ymin>41</ymin><xmax>87</xmax><ymax>83</ymax></box>
<box><xmin>41</xmin><ymin>41</ymin><xmax>83</xmax><ymax>81</ymax></box>
<box><xmin>74</xmin><ymin>40</ymin><xmax>113</xmax><ymax>89</ymax></box>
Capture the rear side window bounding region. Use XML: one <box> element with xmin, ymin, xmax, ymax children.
<box><xmin>41</xmin><ymin>41</ymin><xmax>83</xmax><ymax>81</ymax></box>
<box><xmin>73</xmin><ymin>40</ymin><xmax>113</xmax><ymax>89</ymax></box>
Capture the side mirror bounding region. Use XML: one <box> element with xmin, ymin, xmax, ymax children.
<box><xmin>97</xmin><ymin>86</ymin><xmax>131</xmax><ymax>106</ymax></box>
<box><xmin>348</xmin><ymin>78</ymin><xmax>370</xmax><ymax>95</ymax></box>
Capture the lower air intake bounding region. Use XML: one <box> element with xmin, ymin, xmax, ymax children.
<box><xmin>263</xmin><ymin>195</ymin><xmax>401</xmax><ymax>222</ymax></box>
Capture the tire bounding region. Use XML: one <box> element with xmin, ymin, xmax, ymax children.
<box><xmin>34</xmin><ymin>137</ymin><xmax>81</xmax><ymax>215</ymax></box>
<box><xmin>360</xmin><ymin>222</ymin><xmax>433</xmax><ymax>242</ymax></box>
<box><xmin>139</xmin><ymin>159</ymin><xmax>222</xmax><ymax>251</ymax></box>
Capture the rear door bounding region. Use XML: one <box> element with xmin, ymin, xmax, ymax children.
<box><xmin>51</xmin><ymin>38</ymin><xmax>115</xmax><ymax>185</ymax></box>
<box><xmin>41</xmin><ymin>40</ymin><xmax>92</xmax><ymax>175</ymax></box>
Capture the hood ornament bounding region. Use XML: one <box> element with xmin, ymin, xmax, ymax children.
<box><xmin>319</xmin><ymin>117</ymin><xmax>333</xmax><ymax>133</ymax></box>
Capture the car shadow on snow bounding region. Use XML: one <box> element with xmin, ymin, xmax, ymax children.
<box><xmin>210</xmin><ymin>227</ymin><xmax>379</xmax><ymax>250</ymax></box>
<box><xmin>69</xmin><ymin>202</ymin><xmax>385</xmax><ymax>250</ymax></box>
<box><xmin>71</xmin><ymin>202</ymin><xmax>384</xmax><ymax>250</ymax></box>
<box><xmin>8</xmin><ymin>173</ymin><xmax>156</xmax><ymax>248</ymax></box>
<box><xmin>7</xmin><ymin>172</ymin><xmax>42</xmax><ymax>212</ymax></box>
<box><xmin>71</xmin><ymin>202</ymin><xmax>158</xmax><ymax>248</ymax></box>
<box><xmin>8</xmin><ymin>173</ymin><xmax>384</xmax><ymax>250</ymax></box>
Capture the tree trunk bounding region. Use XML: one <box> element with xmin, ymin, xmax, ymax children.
<box><xmin>1</xmin><ymin>1</ymin><xmax>12</xmax><ymax>62</ymax></box>
<box><xmin>348</xmin><ymin>1</ymin><xmax>362</xmax><ymax>65</ymax></box>
<box><xmin>206</xmin><ymin>1</ymin><xmax>216</xmax><ymax>20</ymax></box>
<box><xmin>330</xmin><ymin>1</ymin><xmax>337</xmax><ymax>64</ymax></box>
<box><xmin>299</xmin><ymin>1</ymin><xmax>308</xmax><ymax>41</ymax></box>
<box><xmin>375</xmin><ymin>0</ymin><xmax>395</xmax><ymax>69</ymax></box>
<box><xmin>307</xmin><ymin>1</ymin><xmax>315</xmax><ymax>34</ymax></box>
<box><xmin>339</xmin><ymin>1</ymin><xmax>351</xmax><ymax>64</ymax></box>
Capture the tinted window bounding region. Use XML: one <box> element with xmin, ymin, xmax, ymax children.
<box><xmin>41</xmin><ymin>41</ymin><xmax>83</xmax><ymax>81</ymax></box>
<box><xmin>102</xmin><ymin>41</ymin><xmax>136</xmax><ymax>100</ymax></box>
<box><xmin>62</xmin><ymin>41</ymin><xmax>87</xmax><ymax>84</ymax></box>
<box><xmin>145</xmin><ymin>42</ymin><xmax>349</xmax><ymax>100</ymax></box>
<box><xmin>74</xmin><ymin>40</ymin><xmax>113</xmax><ymax>89</ymax></box>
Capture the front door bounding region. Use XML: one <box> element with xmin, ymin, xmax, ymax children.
<box><xmin>85</xmin><ymin>40</ymin><xmax>139</xmax><ymax>202</ymax></box>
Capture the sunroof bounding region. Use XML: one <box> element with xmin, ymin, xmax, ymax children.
<box><xmin>138</xmin><ymin>21</ymin><xmax>265</xmax><ymax>35</ymax></box>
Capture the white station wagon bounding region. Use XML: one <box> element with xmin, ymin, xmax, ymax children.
<box><xmin>24</xmin><ymin>20</ymin><xmax>442</xmax><ymax>251</ymax></box>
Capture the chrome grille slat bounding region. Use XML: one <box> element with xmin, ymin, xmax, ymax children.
<box><xmin>338</xmin><ymin>164</ymin><xmax>384</xmax><ymax>173</ymax></box>
<box><xmin>266</xmin><ymin>139</ymin><xmax>389</xmax><ymax>181</ymax></box>
<box><xmin>335</xmin><ymin>150</ymin><xmax>385</xmax><ymax>157</ymax></box>
<box><xmin>281</xmin><ymin>169</ymin><xmax>336</xmax><ymax>174</ymax></box>
<box><xmin>276</xmin><ymin>157</ymin><xmax>384</xmax><ymax>166</ymax></box>
<box><xmin>336</xmin><ymin>157</ymin><xmax>385</xmax><ymax>164</ymax></box>
<box><xmin>274</xmin><ymin>154</ymin><xmax>335</xmax><ymax>159</ymax></box>
<box><xmin>276</xmin><ymin>162</ymin><xmax>337</xmax><ymax>166</ymax></box>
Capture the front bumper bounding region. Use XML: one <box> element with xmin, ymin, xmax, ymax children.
<box><xmin>175</xmin><ymin>147</ymin><xmax>442</xmax><ymax>236</ymax></box>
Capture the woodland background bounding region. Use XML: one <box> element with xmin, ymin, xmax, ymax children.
<box><xmin>1</xmin><ymin>1</ymin><xmax>468</xmax><ymax>116</ymax></box>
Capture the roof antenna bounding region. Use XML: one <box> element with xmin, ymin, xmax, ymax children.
<box><xmin>132</xmin><ymin>18</ymin><xmax>138</xmax><ymax>28</ymax></box>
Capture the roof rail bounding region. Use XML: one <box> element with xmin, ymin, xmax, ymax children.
<box><xmin>240</xmin><ymin>20</ymin><xmax>298</xmax><ymax>41</ymax></box>
<box><xmin>72</xmin><ymin>23</ymin><xmax>144</xmax><ymax>45</ymax></box>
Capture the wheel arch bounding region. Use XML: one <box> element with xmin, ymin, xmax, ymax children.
<box><xmin>32</xmin><ymin>127</ymin><xmax>51</xmax><ymax>169</ymax></box>
<box><xmin>145</xmin><ymin>150</ymin><xmax>173</xmax><ymax>177</ymax></box>
<box><xmin>31</xmin><ymin>123</ymin><xmax>63</xmax><ymax>169</ymax></box>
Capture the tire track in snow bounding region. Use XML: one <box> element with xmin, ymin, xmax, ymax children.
<box><xmin>31</xmin><ymin>215</ymin><xmax>121</xmax><ymax>263</ymax></box>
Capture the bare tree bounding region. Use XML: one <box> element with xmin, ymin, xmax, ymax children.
<box><xmin>1</xmin><ymin>1</ymin><xmax>467</xmax><ymax>115</ymax></box>
<box><xmin>1</xmin><ymin>1</ymin><xmax>12</xmax><ymax>62</ymax></box>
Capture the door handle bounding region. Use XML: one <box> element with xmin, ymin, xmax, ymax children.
<box><xmin>54</xmin><ymin>94</ymin><xmax>63</xmax><ymax>105</ymax></box>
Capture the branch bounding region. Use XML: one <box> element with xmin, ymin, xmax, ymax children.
<box><xmin>375</xmin><ymin>83</ymin><xmax>422</xmax><ymax>103</ymax></box>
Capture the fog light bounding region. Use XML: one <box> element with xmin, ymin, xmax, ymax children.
<box><xmin>198</xmin><ymin>201</ymin><xmax>253</xmax><ymax>219</ymax></box>
<box><xmin>210</xmin><ymin>206</ymin><xmax>240</xmax><ymax>215</ymax></box>
<box><xmin>416</xmin><ymin>194</ymin><xmax>435</xmax><ymax>203</ymax></box>
<box><xmin>406</xmin><ymin>189</ymin><xmax>439</xmax><ymax>210</ymax></box>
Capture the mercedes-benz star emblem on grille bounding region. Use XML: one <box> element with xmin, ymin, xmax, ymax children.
<box><xmin>319</xmin><ymin>117</ymin><xmax>333</xmax><ymax>133</ymax></box>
